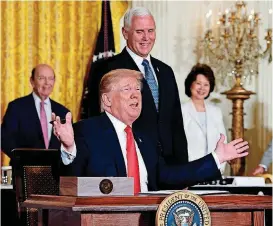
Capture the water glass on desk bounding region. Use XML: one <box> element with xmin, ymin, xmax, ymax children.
<box><xmin>1</xmin><ymin>166</ymin><xmax>12</xmax><ymax>185</ymax></box>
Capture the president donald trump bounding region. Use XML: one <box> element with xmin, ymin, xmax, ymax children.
<box><xmin>53</xmin><ymin>69</ymin><xmax>248</xmax><ymax>193</ymax></box>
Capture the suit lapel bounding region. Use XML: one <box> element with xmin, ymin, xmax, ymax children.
<box><xmin>205</xmin><ymin>102</ymin><xmax>214</xmax><ymax>152</ymax></box>
<box><xmin>150</xmin><ymin>57</ymin><xmax>160</xmax><ymax>81</ymax></box>
<box><xmin>187</xmin><ymin>100</ymin><xmax>205</xmax><ymax>134</ymax></box>
<box><xmin>134</xmin><ymin>130</ymin><xmax>151</xmax><ymax>172</ymax></box>
<box><xmin>49</xmin><ymin>100</ymin><xmax>58</xmax><ymax>148</ymax></box>
<box><xmin>120</xmin><ymin>48</ymin><xmax>140</xmax><ymax>71</ymax></box>
<box><xmin>100</xmin><ymin>114</ymin><xmax>127</xmax><ymax>177</ymax></box>
<box><xmin>28</xmin><ymin>94</ymin><xmax>45</xmax><ymax>146</ymax></box>
<box><xmin>134</xmin><ymin>131</ymin><xmax>145</xmax><ymax>157</ymax></box>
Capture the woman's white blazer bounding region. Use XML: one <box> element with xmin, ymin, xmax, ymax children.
<box><xmin>181</xmin><ymin>100</ymin><xmax>227</xmax><ymax>172</ymax></box>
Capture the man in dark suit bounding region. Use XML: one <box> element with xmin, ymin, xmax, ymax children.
<box><xmin>54</xmin><ymin>69</ymin><xmax>249</xmax><ymax>192</ymax></box>
<box><xmin>85</xmin><ymin>7</ymin><xmax>188</xmax><ymax>165</ymax></box>
<box><xmin>1</xmin><ymin>64</ymin><xmax>70</xmax><ymax>159</ymax></box>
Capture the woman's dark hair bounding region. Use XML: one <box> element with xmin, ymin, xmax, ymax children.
<box><xmin>184</xmin><ymin>63</ymin><xmax>215</xmax><ymax>99</ymax></box>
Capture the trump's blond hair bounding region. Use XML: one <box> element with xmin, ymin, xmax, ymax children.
<box><xmin>99</xmin><ymin>69</ymin><xmax>143</xmax><ymax>112</ymax></box>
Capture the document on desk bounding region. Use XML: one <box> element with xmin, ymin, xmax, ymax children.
<box><xmin>140</xmin><ymin>190</ymin><xmax>230</xmax><ymax>195</ymax></box>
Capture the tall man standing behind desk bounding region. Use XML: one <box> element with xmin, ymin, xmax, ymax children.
<box><xmin>86</xmin><ymin>7</ymin><xmax>188</xmax><ymax>165</ymax></box>
<box><xmin>1</xmin><ymin>64</ymin><xmax>70</xmax><ymax>158</ymax></box>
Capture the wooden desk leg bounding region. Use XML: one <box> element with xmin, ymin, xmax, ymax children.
<box><xmin>38</xmin><ymin>209</ymin><xmax>48</xmax><ymax>226</ymax></box>
<box><xmin>253</xmin><ymin>211</ymin><xmax>264</xmax><ymax>226</ymax></box>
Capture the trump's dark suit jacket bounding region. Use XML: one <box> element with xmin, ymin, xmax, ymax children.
<box><xmin>60</xmin><ymin>113</ymin><xmax>221</xmax><ymax>191</ymax></box>
<box><xmin>86</xmin><ymin>48</ymin><xmax>188</xmax><ymax>165</ymax></box>
<box><xmin>1</xmin><ymin>94</ymin><xmax>69</xmax><ymax>158</ymax></box>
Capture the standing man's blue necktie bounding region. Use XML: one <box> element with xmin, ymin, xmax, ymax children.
<box><xmin>142</xmin><ymin>59</ymin><xmax>159</xmax><ymax>110</ymax></box>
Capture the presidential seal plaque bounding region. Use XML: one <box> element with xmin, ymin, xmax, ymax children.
<box><xmin>99</xmin><ymin>179</ymin><xmax>113</xmax><ymax>194</ymax></box>
<box><xmin>156</xmin><ymin>191</ymin><xmax>211</xmax><ymax>226</ymax></box>
<box><xmin>59</xmin><ymin>177</ymin><xmax>134</xmax><ymax>196</ymax></box>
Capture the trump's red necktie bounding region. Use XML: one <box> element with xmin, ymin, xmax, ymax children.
<box><xmin>124</xmin><ymin>126</ymin><xmax>140</xmax><ymax>194</ymax></box>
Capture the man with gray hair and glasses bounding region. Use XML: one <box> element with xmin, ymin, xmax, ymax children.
<box><xmin>86</xmin><ymin>7</ymin><xmax>188</xmax><ymax>168</ymax></box>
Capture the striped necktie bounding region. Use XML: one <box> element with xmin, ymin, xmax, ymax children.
<box><xmin>142</xmin><ymin>59</ymin><xmax>159</xmax><ymax>110</ymax></box>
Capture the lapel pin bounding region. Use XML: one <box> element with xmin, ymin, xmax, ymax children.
<box><xmin>139</xmin><ymin>138</ymin><xmax>142</xmax><ymax>143</ymax></box>
<box><xmin>157</xmin><ymin>67</ymin><xmax>159</xmax><ymax>72</ymax></box>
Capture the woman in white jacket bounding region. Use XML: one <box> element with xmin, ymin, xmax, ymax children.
<box><xmin>181</xmin><ymin>63</ymin><xmax>227</xmax><ymax>173</ymax></box>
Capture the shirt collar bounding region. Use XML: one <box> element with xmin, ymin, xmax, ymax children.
<box><xmin>105</xmin><ymin>111</ymin><xmax>129</xmax><ymax>133</ymax></box>
<box><xmin>126</xmin><ymin>46</ymin><xmax>152</xmax><ymax>66</ymax></box>
<box><xmin>32</xmin><ymin>92</ymin><xmax>50</xmax><ymax>105</ymax></box>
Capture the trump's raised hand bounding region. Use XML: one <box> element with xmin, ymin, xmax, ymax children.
<box><xmin>215</xmin><ymin>134</ymin><xmax>249</xmax><ymax>164</ymax></box>
<box><xmin>52</xmin><ymin>112</ymin><xmax>74</xmax><ymax>150</ymax></box>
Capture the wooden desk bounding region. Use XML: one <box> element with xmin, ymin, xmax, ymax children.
<box><xmin>23</xmin><ymin>194</ymin><xmax>272</xmax><ymax>226</ymax></box>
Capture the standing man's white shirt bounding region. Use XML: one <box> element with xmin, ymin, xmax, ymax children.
<box><xmin>126</xmin><ymin>46</ymin><xmax>158</xmax><ymax>85</ymax></box>
<box><xmin>32</xmin><ymin>92</ymin><xmax>52</xmax><ymax>141</ymax></box>
<box><xmin>61</xmin><ymin>111</ymin><xmax>149</xmax><ymax>192</ymax></box>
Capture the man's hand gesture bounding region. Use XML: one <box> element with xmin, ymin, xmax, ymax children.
<box><xmin>52</xmin><ymin>112</ymin><xmax>74</xmax><ymax>151</ymax></box>
<box><xmin>215</xmin><ymin>134</ymin><xmax>249</xmax><ymax>164</ymax></box>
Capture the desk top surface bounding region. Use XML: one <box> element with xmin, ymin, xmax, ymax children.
<box><xmin>22</xmin><ymin>194</ymin><xmax>272</xmax><ymax>212</ymax></box>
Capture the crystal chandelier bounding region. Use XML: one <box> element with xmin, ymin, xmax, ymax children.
<box><xmin>201</xmin><ymin>1</ymin><xmax>272</xmax><ymax>87</ymax></box>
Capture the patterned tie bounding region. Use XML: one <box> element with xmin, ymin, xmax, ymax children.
<box><xmin>142</xmin><ymin>59</ymin><xmax>159</xmax><ymax>110</ymax></box>
<box><xmin>40</xmin><ymin>101</ymin><xmax>49</xmax><ymax>149</ymax></box>
<box><xmin>124</xmin><ymin>126</ymin><xmax>140</xmax><ymax>194</ymax></box>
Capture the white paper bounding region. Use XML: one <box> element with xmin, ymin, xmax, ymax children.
<box><xmin>140</xmin><ymin>190</ymin><xmax>229</xmax><ymax>195</ymax></box>
<box><xmin>232</xmin><ymin>176</ymin><xmax>265</xmax><ymax>186</ymax></box>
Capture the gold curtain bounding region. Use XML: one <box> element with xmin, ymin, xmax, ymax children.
<box><xmin>1</xmin><ymin>1</ymin><xmax>128</xmax><ymax>166</ymax></box>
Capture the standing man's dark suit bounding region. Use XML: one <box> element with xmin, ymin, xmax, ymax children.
<box><xmin>61</xmin><ymin>113</ymin><xmax>220</xmax><ymax>191</ymax></box>
<box><xmin>87</xmin><ymin>48</ymin><xmax>188</xmax><ymax>164</ymax></box>
<box><xmin>1</xmin><ymin>94</ymin><xmax>69</xmax><ymax>158</ymax></box>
